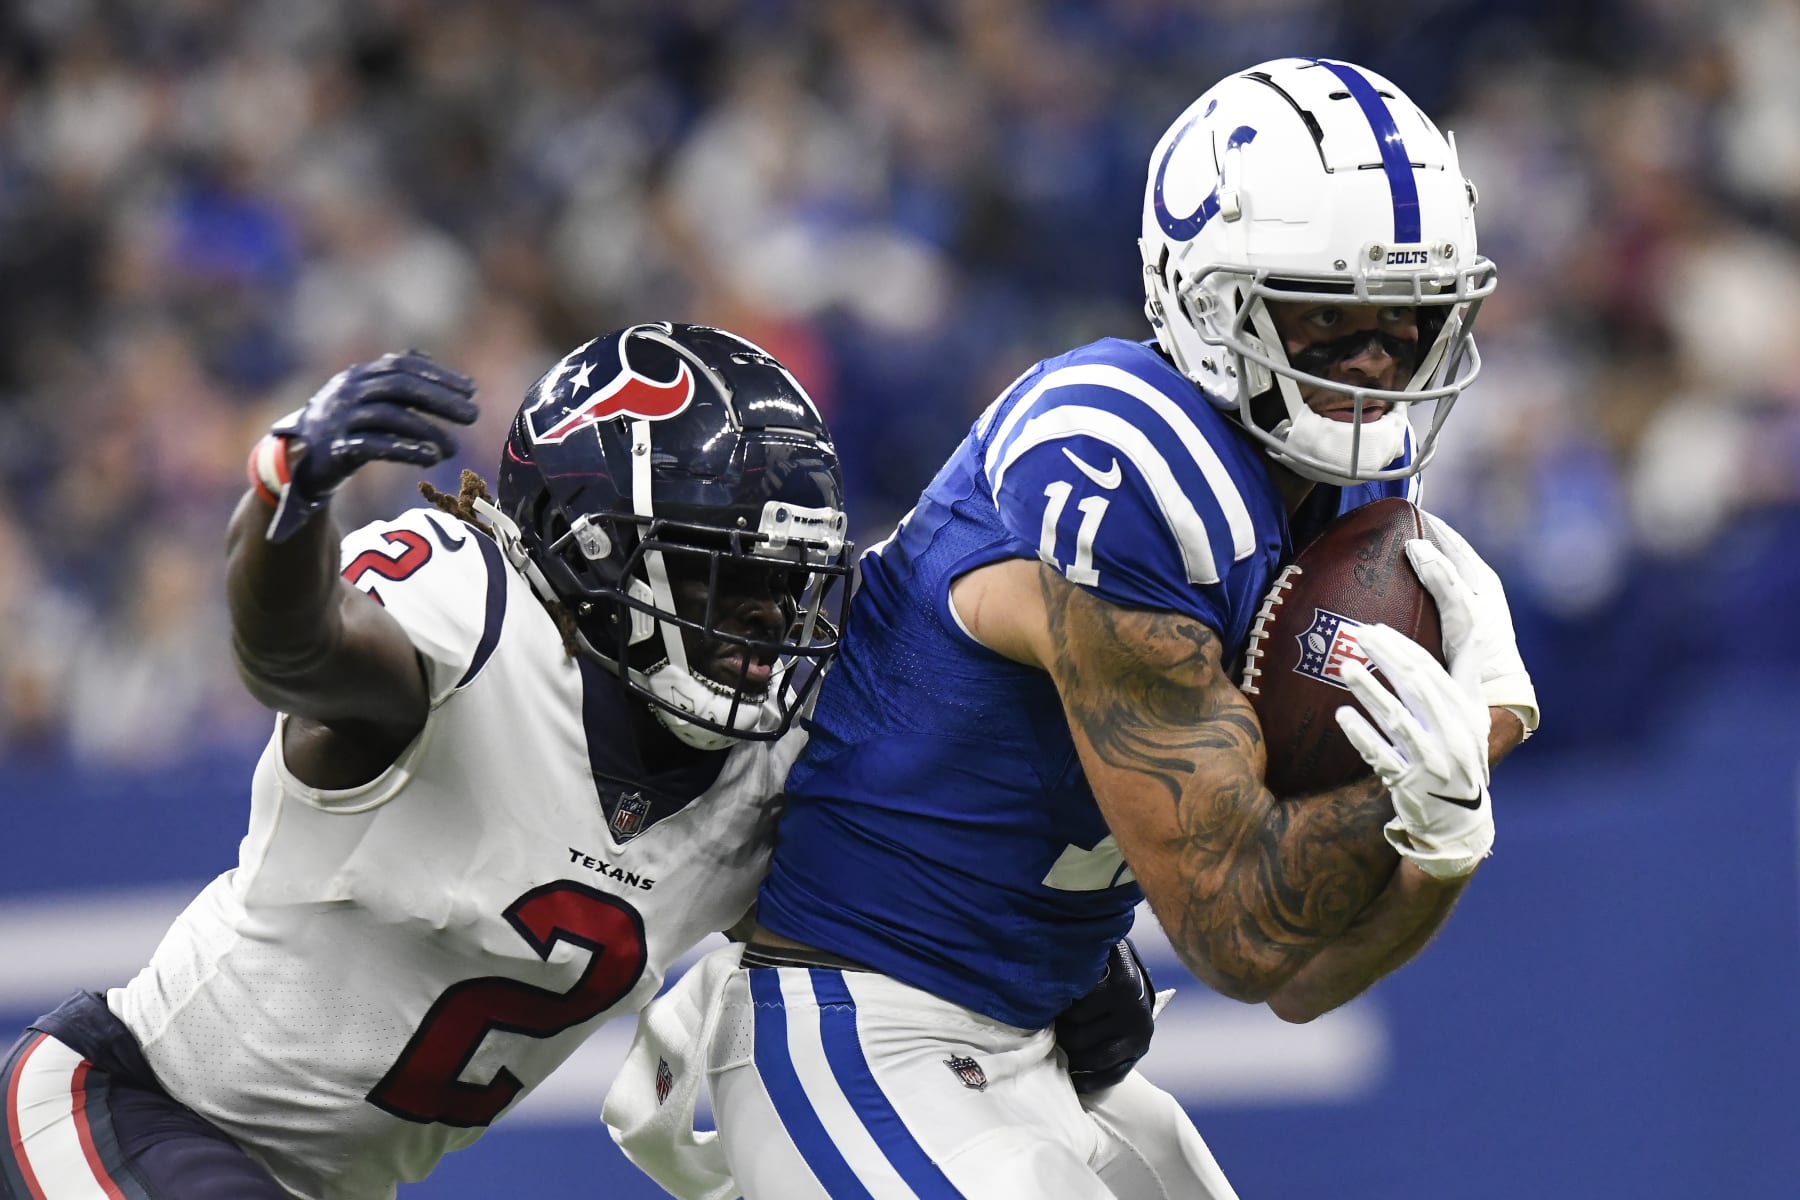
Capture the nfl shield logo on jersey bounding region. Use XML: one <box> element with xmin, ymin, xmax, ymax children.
<box><xmin>655</xmin><ymin>1057</ymin><xmax>674</xmax><ymax>1106</ymax></box>
<box><xmin>1294</xmin><ymin>608</ymin><xmax>1372</xmax><ymax>690</ymax></box>
<box><xmin>609</xmin><ymin>791</ymin><xmax>651</xmax><ymax>843</ymax></box>
<box><xmin>944</xmin><ymin>1055</ymin><xmax>989</xmax><ymax>1091</ymax></box>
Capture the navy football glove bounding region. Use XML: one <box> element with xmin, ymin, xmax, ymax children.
<box><xmin>248</xmin><ymin>351</ymin><xmax>478</xmax><ymax>542</ymax></box>
<box><xmin>1054</xmin><ymin>938</ymin><xmax>1156</xmax><ymax>1096</ymax></box>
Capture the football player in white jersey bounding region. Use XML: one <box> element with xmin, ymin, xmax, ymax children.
<box><xmin>0</xmin><ymin>323</ymin><xmax>857</xmax><ymax>1200</ymax></box>
<box><xmin>608</xmin><ymin>59</ymin><xmax>1542</xmax><ymax>1199</ymax></box>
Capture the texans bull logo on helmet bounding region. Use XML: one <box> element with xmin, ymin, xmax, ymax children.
<box><xmin>526</xmin><ymin>335</ymin><xmax>696</xmax><ymax>444</ymax></box>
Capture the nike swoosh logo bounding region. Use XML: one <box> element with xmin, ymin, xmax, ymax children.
<box><xmin>423</xmin><ymin>513</ymin><xmax>468</xmax><ymax>551</ymax></box>
<box><xmin>1428</xmin><ymin>790</ymin><xmax>1484</xmax><ymax>810</ymax></box>
<box><xmin>1061</xmin><ymin>447</ymin><xmax>1122</xmax><ymax>490</ymax></box>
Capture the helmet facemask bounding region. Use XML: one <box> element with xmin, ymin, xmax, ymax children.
<box><xmin>1200</xmin><ymin>264</ymin><xmax>1493</xmax><ymax>484</ymax></box>
<box><xmin>557</xmin><ymin>508</ymin><xmax>850</xmax><ymax>750</ymax></box>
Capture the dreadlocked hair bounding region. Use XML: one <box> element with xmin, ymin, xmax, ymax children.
<box><xmin>418</xmin><ymin>470</ymin><xmax>585</xmax><ymax>659</ymax></box>
<box><xmin>419</xmin><ymin>469</ymin><xmax>495</xmax><ymax>535</ymax></box>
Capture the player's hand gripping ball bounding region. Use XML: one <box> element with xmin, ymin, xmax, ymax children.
<box><xmin>1240</xmin><ymin>499</ymin><xmax>1445</xmax><ymax>796</ymax></box>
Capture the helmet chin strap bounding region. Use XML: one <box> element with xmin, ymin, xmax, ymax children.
<box><xmin>471</xmin><ymin>495</ymin><xmax>561</xmax><ymax>606</ymax></box>
<box><xmin>634</xmin><ymin>543</ymin><xmax>787</xmax><ymax>751</ymax></box>
<box><xmin>641</xmin><ymin>659</ymin><xmax>787</xmax><ymax>751</ymax></box>
<box><xmin>1245</xmin><ymin>301</ymin><xmax>1412</xmax><ymax>484</ymax></box>
<box><xmin>1269</xmin><ymin>405</ymin><xmax>1412</xmax><ymax>485</ymax></box>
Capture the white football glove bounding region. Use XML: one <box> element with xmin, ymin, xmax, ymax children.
<box><xmin>1335</xmin><ymin>541</ymin><xmax>1494</xmax><ymax>880</ymax></box>
<box><xmin>1418</xmin><ymin>511</ymin><xmax>1540</xmax><ymax>737</ymax></box>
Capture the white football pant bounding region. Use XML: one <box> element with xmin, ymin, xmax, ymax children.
<box><xmin>706</xmin><ymin>964</ymin><xmax>1239</xmax><ymax>1199</ymax></box>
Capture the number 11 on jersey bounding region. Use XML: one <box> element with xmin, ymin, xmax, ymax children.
<box><xmin>1040</xmin><ymin>481</ymin><xmax>1110</xmax><ymax>586</ymax></box>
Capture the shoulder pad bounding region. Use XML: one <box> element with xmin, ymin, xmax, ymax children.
<box><xmin>339</xmin><ymin>507</ymin><xmax>509</xmax><ymax>702</ymax></box>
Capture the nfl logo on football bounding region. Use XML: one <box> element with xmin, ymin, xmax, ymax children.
<box><xmin>1294</xmin><ymin>608</ymin><xmax>1372</xmax><ymax>690</ymax></box>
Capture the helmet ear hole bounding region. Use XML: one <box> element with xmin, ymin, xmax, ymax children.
<box><xmin>1247</xmin><ymin>384</ymin><xmax>1287</xmax><ymax>436</ymax></box>
<box><xmin>1174</xmin><ymin>286</ymin><xmax>1205</xmax><ymax>332</ymax></box>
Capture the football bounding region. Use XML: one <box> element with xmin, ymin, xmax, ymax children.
<box><xmin>1240</xmin><ymin>498</ymin><xmax>1444</xmax><ymax>797</ymax></box>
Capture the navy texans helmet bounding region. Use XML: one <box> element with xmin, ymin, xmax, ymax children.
<box><xmin>484</xmin><ymin>322</ymin><xmax>852</xmax><ymax>749</ymax></box>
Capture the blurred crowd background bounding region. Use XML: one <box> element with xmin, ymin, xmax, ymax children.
<box><xmin>3</xmin><ymin>0</ymin><xmax>1799</xmax><ymax>770</ymax></box>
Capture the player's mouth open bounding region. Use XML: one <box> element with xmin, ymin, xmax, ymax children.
<box><xmin>703</xmin><ymin>650</ymin><xmax>774</xmax><ymax>693</ymax></box>
<box><xmin>1320</xmin><ymin>401</ymin><xmax>1389</xmax><ymax>423</ymax></box>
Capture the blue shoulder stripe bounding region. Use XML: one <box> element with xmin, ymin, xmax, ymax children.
<box><xmin>982</xmin><ymin>361</ymin><xmax>1257</xmax><ymax>584</ymax></box>
<box><xmin>455</xmin><ymin>530</ymin><xmax>509</xmax><ymax>689</ymax></box>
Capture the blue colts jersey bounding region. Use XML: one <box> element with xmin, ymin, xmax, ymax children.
<box><xmin>758</xmin><ymin>338</ymin><xmax>1415</xmax><ymax>1028</ymax></box>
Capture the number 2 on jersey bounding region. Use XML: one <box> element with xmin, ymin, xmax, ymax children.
<box><xmin>341</xmin><ymin>528</ymin><xmax>433</xmax><ymax>606</ymax></box>
<box><xmin>1039</xmin><ymin>481</ymin><xmax>1110</xmax><ymax>586</ymax></box>
<box><xmin>367</xmin><ymin>881</ymin><xmax>647</xmax><ymax>1127</ymax></box>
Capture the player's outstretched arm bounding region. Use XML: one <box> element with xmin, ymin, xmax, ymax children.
<box><xmin>1025</xmin><ymin>563</ymin><xmax>1399</xmax><ymax>1005</ymax></box>
<box><xmin>227</xmin><ymin>353</ymin><xmax>477</xmax><ymax>774</ymax></box>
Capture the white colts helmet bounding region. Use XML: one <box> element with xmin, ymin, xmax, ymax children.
<box><xmin>1140</xmin><ymin>57</ymin><xmax>1496</xmax><ymax>485</ymax></box>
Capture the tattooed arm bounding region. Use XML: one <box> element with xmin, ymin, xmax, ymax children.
<box><xmin>953</xmin><ymin>557</ymin><xmax>1460</xmax><ymax>1010</ymax></box>
<box><xmin>1261</xmin><ymin>699</ymin><xmax>1523</xmax><ymax>1020</ymax></box>
<box><xmin>957</xmin><ymin>561</ymin><xmax>1389</xmax><ymax>1007</ymax></box>
<box><xmin>1262</xmin><ymin>863</ymin><xmax>1466</xmax><ymax>1021</ymax></box>
<box><xmin>1035</xmin><ymin>565</ymin><xmax>1404</xmax><ymax>1004</ymax></box>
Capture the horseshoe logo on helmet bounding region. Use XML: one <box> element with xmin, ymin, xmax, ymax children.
<box><xmin>530</xmin><ymin>338</ymin><xmax>696</xmax><ymax>444</ymax></box>
<box><xmin>1152</xmin><ymin>120</ymin><xmax>1258</xmax><ymax>243</ymax></box>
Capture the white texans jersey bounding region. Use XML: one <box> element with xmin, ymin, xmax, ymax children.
<box><xmin>108</xmin><ymin>507</ymin><xmax>798</xmax><ymax>1200</ymax></box>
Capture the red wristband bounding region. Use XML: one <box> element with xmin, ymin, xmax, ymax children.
<box><xmin>247</xmin><ymin>434</ymin><xmax>291</xmax><ymax>506</ymax></box>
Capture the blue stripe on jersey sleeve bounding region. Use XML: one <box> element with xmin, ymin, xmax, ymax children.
<box><xmin>979</xmin><ymin>340</ymin><xmax>1273</xmax><ymax>628</ymax></box>
<box><xmin>992</xmin><ymin>433</ymin><xmax>1233</xmax><ymax>628</ymax></box>
<box><xmin>455</xmin><ymin>530</ymin><xmax>509</xmax><ymax>689</ymax></box>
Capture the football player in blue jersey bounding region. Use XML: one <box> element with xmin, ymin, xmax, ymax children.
<box><xmin>652</xmin><ymin>58</ymin><xmax>1541</xmax><ymax>1199</ymax></box>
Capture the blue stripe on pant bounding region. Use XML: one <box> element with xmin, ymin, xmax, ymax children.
<box><xmin>747</xmin><ymin>968</ymin><xmax>965</xmax><ymax>1198</ymax></box>
<box><xmin>749</xmin><ymin>968</ymin><xmax>876</xmax><ymax>1199</ymax></box>
<box><xmin>809</xmin><ymin>971</ymin><xmax>962</xmax><ymax>1197</ymax></box>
